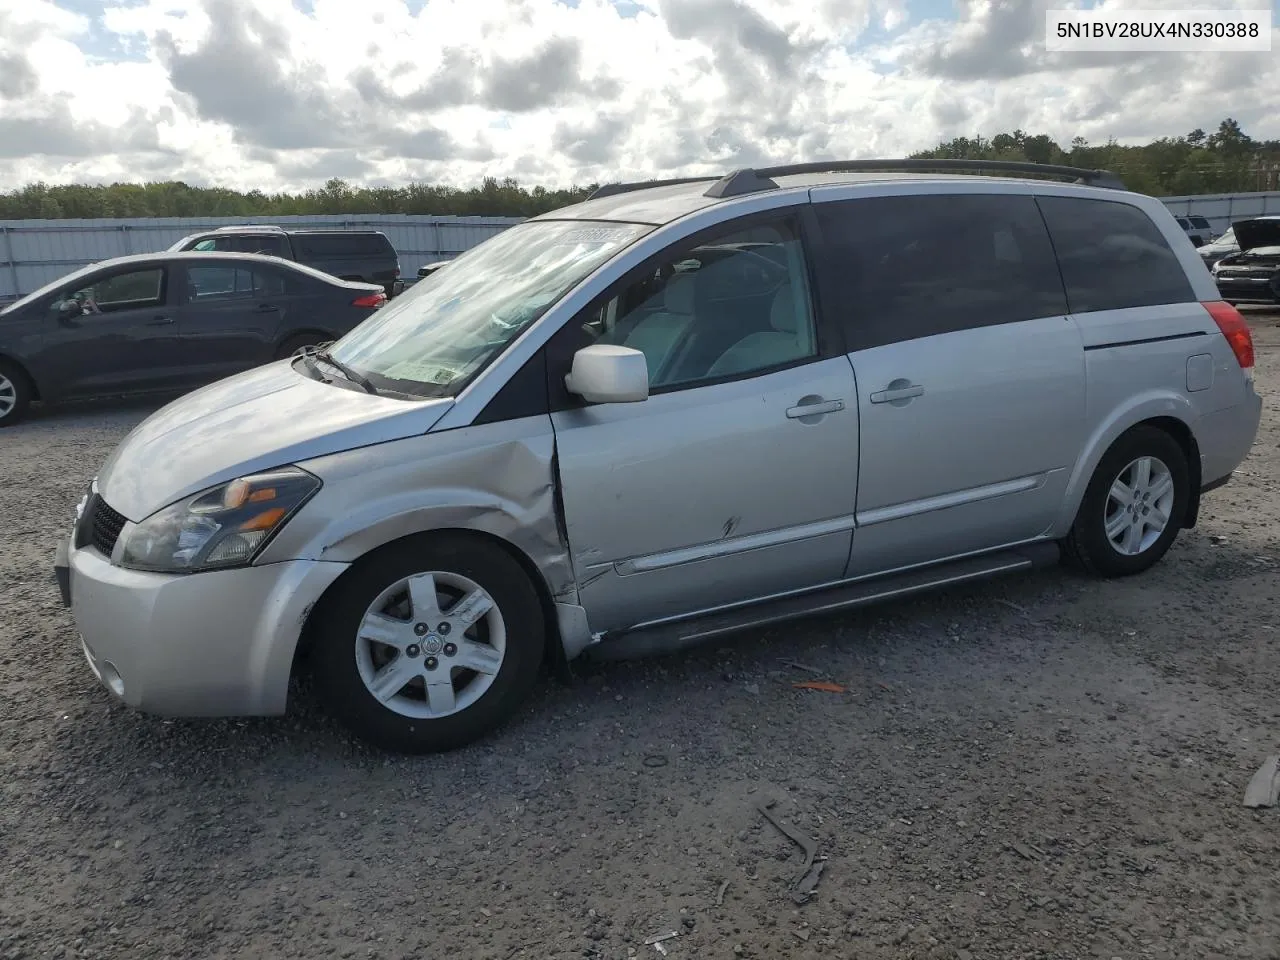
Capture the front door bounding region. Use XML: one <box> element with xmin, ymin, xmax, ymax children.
<box><xmin>43</xmin><ymin>263</ymin><xmax>189</xmax><ymax>398</ymax></box>
<box><xmin>547</xmin><ymin>210</ymin><xmax>860</xmax><ymax>633</ymax></box>
<box><xmin>809</xmin><ymin>190</ymin><xmax>1087</xmax><ymax>577</ymax></box>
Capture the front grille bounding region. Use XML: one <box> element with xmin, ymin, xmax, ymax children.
<box><xmin>78</xmin><ymin>494</ymin><xmax>129</xmax><ymax>557</ymax></box>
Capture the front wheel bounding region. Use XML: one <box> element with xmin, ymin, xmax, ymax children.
<box><xmin>1063</xmin><ymin>425</ymin><xmax>1190</xmax><ymax>578</ymax></box>
<box><xmin>310</xmin><ymin>534</ymin><xmax>545</xmax><ymax>753</ymax></box>
<box><xmin>0</xmin><ymin>360</ymin><xmax>32</xmax><ymax>427</ymax></box>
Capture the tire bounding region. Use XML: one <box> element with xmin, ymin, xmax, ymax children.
<box><xmin>310</xmin><ymin>533</ymin><xmax>545</xmax><ymax>753</ymax></box>
<box><xmin>275</xmin><ymin>333</ymin><xmax>326</xmax><ymax>361</ymax></box>
<box><xmin>1062</xmin><ymin>425</ymin><xmax>1190</xmax><ymax>578</ymax></box>
<box><xmin>0</xmin><ymin>359</ymin><xmax>32</xmax><ymax>427</ymax></box>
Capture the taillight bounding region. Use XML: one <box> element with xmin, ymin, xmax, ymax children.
<box><xmin>352</xmin><ymin>292</ymin><xmax>386</xmax><ymax>308</ymax></box>
<box><xmin>1203</xmin><ymin>300</ymin><xmax>1254</xmax><ymax>373</ymax></box>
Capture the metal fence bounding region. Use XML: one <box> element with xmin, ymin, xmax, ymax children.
<box><xmin>1159</xmin><ymin>191</ymin><xmax>1280</xmax><ymax>240</ymax></box>
<box><xmin>0</xmin><ymin>214</ymin><xmax>523</xmax><ymax>301</ymax></box>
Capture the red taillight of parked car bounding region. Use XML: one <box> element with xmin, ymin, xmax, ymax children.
<box><xmin>352</xmin><ymin>292</ymin><xmax>387</xmax><ymax>309</ymax></box>
<box><xmin>1203</xmin><ymin>300</ymin><xmax>1254</xmax><ymax>372</ymax></box>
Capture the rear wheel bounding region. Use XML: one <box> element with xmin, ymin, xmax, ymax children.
<box><xmin>1063</xmin><ymin>425</ymin><xmax>1189</xmax><ymax>577</ymax></box>
<box><xmin>310</xmin><ymin>534</ymin><xmax>545</xmax><ymax>753</ymax></box>
<box><xmin>275</xmin><ymin>333</ymin><xmax>327</xmax><ymax>361</ymax></box>
<box><xmin>0</xmin><ymin>360</ymin><xmax>32</xmax><ymax>427</ymax></box>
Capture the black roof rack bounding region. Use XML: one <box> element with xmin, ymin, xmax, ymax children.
<box><xmin>710</xmin><ymin>159</ymin><xmax>1126</xmax><ymax>197</ymax></box>
<box><xmin>588</xmin><ymin>159</ymin><xmax>1126</xmax><ymax>203</ymax></box>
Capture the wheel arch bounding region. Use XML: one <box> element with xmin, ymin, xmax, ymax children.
<box><xmin>292</xmin><ymin>526</ymin><xmax>573</xmax><ymax>682</ymax></box>
<box><xmin>1054</xmin><ymin>394</ymin><xmax>1201</xmax><ymax>536</ymax></box>
<box><xmin>0</xmin><ymin>352</ymin><xmax>40</xmax><ymax>401</ymax></box>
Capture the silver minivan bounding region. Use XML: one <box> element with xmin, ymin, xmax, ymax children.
<box><xmin>54</xmin><ymin>160</ymin><xmax>1263</xmax><ymax>753</ymax></box>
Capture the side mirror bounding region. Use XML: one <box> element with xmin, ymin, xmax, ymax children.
<box><xmin>52</xmin><ymin>299</ymin><xmax>81</xmax><ymax>318</ymax></box>
<box><xmin>564</xmin><ymin>344</ymin><xmax>649</xmax><ymax>404</ymax></box>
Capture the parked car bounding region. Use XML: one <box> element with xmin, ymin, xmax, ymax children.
<box><xmin>55</xmin><ymin>159</ymin><xmax>1261</xmax><ymax>754</ymax></box>
<box><xmin>169</xmin><ymin>225</ymin><xmax>402</xmax><ymax>298</ymax></box>
<box><xmin>1175</xmin><ymin>215</ymin><xmax>1214</xmax><ymax>247</ymax></box>
<box><xmin>0</xmin><ymin>252</ymin><xmax>386</xmax><ymax>426</ymax></box>
<box><xmin>1212</xmin><ymin>217</ymin><xmax>1280</xmax><ymax>305</ymax></box>
<box><xmin>417</xmin><ymin>259</ymin><xmax>453</xmax><ymax>279</ymax></box>
<box><xmin>1198</xmin><ymin>215</ymin><xmax>1280</xmax><ymax>268</ymax></box>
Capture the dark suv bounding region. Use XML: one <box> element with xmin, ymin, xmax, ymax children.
<box><xmin>170</xmin><ymin>226</ymin><xmax>401</xmax><ymax>297</ymax></box>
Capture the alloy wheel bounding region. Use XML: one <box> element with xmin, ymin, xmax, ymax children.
<box><xmin>1104</xmin><ymin>456</ymin><xmax>1176</xmax><ymax>556</ymax></box>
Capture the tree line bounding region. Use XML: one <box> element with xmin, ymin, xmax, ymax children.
<box><xmin>2</xmin><ymin>118</ymin><xmax>1276</xmax><ymax>221</ymax></box>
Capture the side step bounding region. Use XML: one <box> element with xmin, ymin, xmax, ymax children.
<box><xmin>585</xmin><ymin>541</ymin><xmax>1060</xmax><ymax>662</ymax></box>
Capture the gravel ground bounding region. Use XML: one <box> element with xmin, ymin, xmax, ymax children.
<box><xmin>2</xmin><ymin>313</ymin><xmax>1278</xmax><ymax>960</ymax></box>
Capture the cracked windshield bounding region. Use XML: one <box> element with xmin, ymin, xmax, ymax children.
<box><xmin>329</xmin><ymin>220</ymin><xmax>652</xmax><ymax>396</ymax></box>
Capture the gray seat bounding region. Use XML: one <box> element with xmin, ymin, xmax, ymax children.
<box><xmin>704</xmin><ymin>283</ymin><xmax>810</xmax><ymax>379</ymax></box>
<box><xmin>621</xmin><ymin>272</ymin><xmax>696</xmax><ymax>381</ymax></box>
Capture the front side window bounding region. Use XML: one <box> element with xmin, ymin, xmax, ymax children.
<box><xmin>327</xmin><ymin>220</ymin><xmax>652</xmax><ymax>397</ymax></box>
<box><xmin>1037</xmin><ymin>196</ymin><xmax>1194</xmax><ymax>313</ymax></box>
<box><xmin>57</xmin><ymin>268</ymin><xmax>165</xmax><ymax>315</ymax></box>
<box><xmin>813</xmin><ymin>194</ymin><xmax>1068</xmax><ymax>350</ymax></box>
<box><xmin>567</xmin><ymin>217</ymin><xmax>818</xmax><ymax>389</ymax></box>
<box><xmin>192</xmin><ymin>238</ymin><xmax>217</xmax><ymax>252</ymax></box>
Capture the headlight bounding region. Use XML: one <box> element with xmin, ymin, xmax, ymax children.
<box><xmin>118</xmin><ymin>467</ymin><xmax>320</xmax><ymax>573</ymax></box>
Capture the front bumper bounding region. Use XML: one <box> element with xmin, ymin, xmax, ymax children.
<box><xmin>58</xmin><ymin>542</ymin><xmax>349</xmax><ymax>717</ymax></box>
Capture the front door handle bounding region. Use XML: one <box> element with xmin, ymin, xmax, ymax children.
<box><xmin>146</xmin><ymin>315</ymin><xmax>174</xmax><ymax>326</ymax></box>
<box><xmin>786</xmin><ymin>398</ymin><xmax>845</xmax><ymax>419</ymax></box>
<box><xmin>869</xmin><ymin>381</ymin><xmax>924</xmax><ymax>404</ymax></box>
<box><xmin>256</xmin><ymin>303</ymin><xmax>281</xmax><ymax>313</ymax></box>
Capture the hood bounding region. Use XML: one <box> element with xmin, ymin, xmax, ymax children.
<box><xmin>1233</xmin><ymin>218</ymin><xmax>1280</xmax><ymax>253</ymax></box>
<box><xmin>97</xmin><ymin>360</ymin><xmax>453</xmax><ymax>520</ymax></box>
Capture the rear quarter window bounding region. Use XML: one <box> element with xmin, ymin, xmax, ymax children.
<box><xmin>811</xmin><ymin>193</ymin><xmax>1069</xmax><ymax>350</ymax></box>
<box><xmin>1037</xmin><ymin>197</ymin><xmax>1194</xmax><ymax>313</ymax></box>
<box><xmin>292</xmin><ymin>233</ymin><xmax>395</xmax><ymax>258</ymax></box>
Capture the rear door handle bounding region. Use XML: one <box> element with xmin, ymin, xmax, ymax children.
<box><xmin>869</xmin><ymin>383</ymin><xmax>924</xmax><ymax>404</ymax></box>
<box><xmin>786</xmin><ymin>399</ymin><xmax>845</xmax><ymax>419</ymax></box>
<box><xmin>256</xmin><ymin>303</ymin><xmax>281</xmax><ymax>313</ymax></box>
<box><xmin>146</xmin><ymin>315</ymin><xmax>174</xmax><ymax>326</ymax></box>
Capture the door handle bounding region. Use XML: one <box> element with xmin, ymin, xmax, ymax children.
<box><xmin>786</xmin><ymin>398</ymin><xmax>845</xmax><ymax>419</ymax></box>
<box><xmin>869</xmin><ymin>382</ymin><xmax>924</xmax><ymax>404</ymax></box>
<box><xmin>256</xmin><ymin>303</ymin><xmax>281</xmax><ymax>313</ymax></box>
<box><xmin>146</xmin><ymin>316</ymin><xmax>174</xmax><ymax>326</ymax></box>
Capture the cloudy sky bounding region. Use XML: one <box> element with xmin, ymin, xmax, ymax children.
<box><xmin>0</xmin><ymin>0</ymin><xmax>1277</xmax><ymax>192</ymax></box>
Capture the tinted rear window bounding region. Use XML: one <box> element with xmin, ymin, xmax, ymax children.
<box><xmin>292</xmin><ymin>233</ymin><xmax>395</xmax><ymax>258</ymax></box>
<box><xmin>1190</xmin><ymin>217</ymin><xmax>1211</xmax><ymax>229</ymax></box>
<box><xmin>1037</xmin><ymin>197</ymin><xmax>1194</xmax><ymax>313</ymax></box>
<box><xmin>812</xmin><ymin>193</ymin><xmax>1069</xmax><ymax>349</ymax></box>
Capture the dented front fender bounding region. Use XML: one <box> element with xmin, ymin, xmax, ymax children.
<box><xmin>255</xmin><ymin>416</ymin><xmax>585</xmax><ymax>646</ymax></box>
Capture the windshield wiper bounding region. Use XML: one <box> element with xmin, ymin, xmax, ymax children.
<box><xmin>311</xmin><ymin>349</ymin><xmax>379</xmax><ymax>395</ymax></box>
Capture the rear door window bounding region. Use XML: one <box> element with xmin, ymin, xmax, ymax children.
<box><xmin>229</xmin><ymin>234</ymin><xmax>290</xmax><ymax>257</ymax></box>
<box><xmin>811</xmin><ymin>194</ymin><xmax>1069</xmax><ymax>350</ymax></box>
<box><xmin>293</xmin><ymin>233</ymin><xmax>394</xmax><ymax>258</ymax></box>
<box><xmin>185</xmin><ymin>265</ymin><xmax>287</xmax><ymax>302</ymax></box>
<box><xmin>1037</xmin><ymin>197</ymin><xmax>1195</xmax><ymax>313</ymax></box>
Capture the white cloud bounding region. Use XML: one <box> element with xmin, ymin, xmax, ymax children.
<box><xmin>0</xmin><ymin>0</ymin><xmax>1275</xmax><ymax>192</ymax></box>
